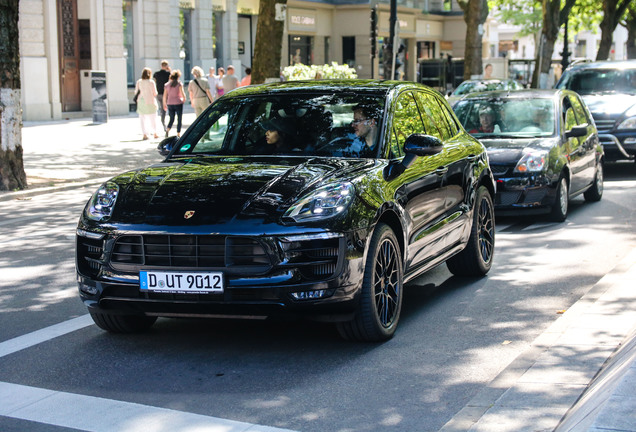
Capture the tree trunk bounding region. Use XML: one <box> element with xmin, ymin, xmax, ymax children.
<box><xmin>0</xmin><ymin>0</ymin><xmax>27</xmax><ymax>191</ymax></box>
<box><xmin>626</xmin><ymin>9</ymin><xmax>636</xmax><ymax>59</ymax></box>
<box><xmin>596</xmin><ymin>0</ymin><xmax>630</xmax><ymax>61</ymax></box>
<box><xmin>251</xmin><ymin>0</ymin><xmax>288</xmax><ymax>84</ymax></box>
<box><xmin>458</xmin><ymin>0</ymin><xmax>489</xmax><ymax>80</ymax></box>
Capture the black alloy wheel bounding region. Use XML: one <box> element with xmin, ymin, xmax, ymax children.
<box><xmin>446</xmin><ymin>186</ymin><xmax>495</xmax><ymax>276</ymax></box>
<box><xmin>337</xmin><ymin>223</ymin><xmax>403</xmax><ymax>342</ymax></box>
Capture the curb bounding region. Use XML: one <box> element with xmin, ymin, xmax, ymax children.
<box><xmin>439</xmin><ymin>247</ymin><xmax>636</xmax><ymax>432</ymax></box>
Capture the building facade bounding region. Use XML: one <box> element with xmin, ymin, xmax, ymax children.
<box><xmin>21</xmin><ymin>0</ymin><xmax>627</xmax><ymax>121</ymax></box>
<box><xmin>19</xmin><ymin>0</ymin><xmax>471</xmax><ymax>121</ymax></box>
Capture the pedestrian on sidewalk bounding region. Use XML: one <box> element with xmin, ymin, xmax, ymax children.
<box><xmin>163</xmin><ymin>69</ymin><xmax>186</xmax><ymax>138</ymax></box>
<box><xmin>216</xmin><ymin>67</ymin><xmax>225</xmax><ymax>98</ymax></box>
<box><xmin>153</xmin><ymin>60</ymin><xmax>171</xmax><ymax>132</ymax></box>
<box><xmin>222</xmin><ymin>65</ymin><xmax>240</xmax><ymax>93</ymax></box>
<box><xmin>240</xmin><ymin>67</ymin><xmax>252</xmax><ymax>87</ymax></box>
<box><xmin>188</xmin><ymin>66</ymin><xmax>213</xmax><ymax>117</ymax></box>
<box><xmin>208</xmin><ymin>67</ymin><xmax>219</xmax><ymax>100</ymax></box>
<box><xmin>135</xmin><ymin>67</ymin><xmax>159</xmax><ymax>140</ymax></box>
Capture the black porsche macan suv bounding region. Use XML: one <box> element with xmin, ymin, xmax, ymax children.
<box><xmin>76</xmin><ymin>80</ymin><xmax>496</xmax><ymax>341</ymax></box>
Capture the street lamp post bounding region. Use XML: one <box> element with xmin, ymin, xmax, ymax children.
<box><xmin>561</xmin><ymin>14</ymin><xmax>571</xmax><ymax>70</ymax></box>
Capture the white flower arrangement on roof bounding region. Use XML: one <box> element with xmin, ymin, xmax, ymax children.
<box><xmin>282</xmin><ymin>62</ymin><xmax>358</xmax><ymax>81</ymax></box>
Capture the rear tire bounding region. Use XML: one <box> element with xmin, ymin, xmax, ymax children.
<box><xmin>90</xmin><ymin>312</ymin><xmax>157</xmax><ymax>333</ymax></box>
<box><xmin>584</xmin><ymin>163</ymin><xmax>603</xmax><ymax>202</ymax></box>
<box><xmin>549</xmin><ymin>176</ymin><xmax>569</xmax><ymax>222</ymax></box>
<box><xmin>446</xmin><ymin>186</ymin><xmax>495</xmax><ymax>276</ymax></box>
<box><xmin>336</xmin><ymin>223</ymin><xmax>403</xmax><ymax>342</ymax></box>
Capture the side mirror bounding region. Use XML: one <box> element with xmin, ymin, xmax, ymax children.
<box><xmin>384</xmin><ymin>134</ymin><xmax>444</xmax><ymax>181</ymax></box>
<box><xmin>157</xmin><ymin>136</ymin><xmax>178</xmax><ymax>156</ymax></box>
<box><xmin>404</xmin><ymin>134</ymin><xmax>444</xmax><ymax>156</ymax></box>
<box><xmin>565</xmin><ymin>124</ymin><xmax>588</xmax><ymax>139</ymax></box>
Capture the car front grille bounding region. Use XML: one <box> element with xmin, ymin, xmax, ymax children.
<box><xmin>77</xmin><ymin>236</ymin><xmax>104</xmax><ymax>278</ymax></box>
<box><xmin>280</xmin><ymin>237</ymin><xmax>341</xmax><ymax>280</ymax></box>
<box><xmin>592</xmin><ymin>118</ymin><xmax>615</xmax><ymax>132</ymax></box>
<box><xmin>497</xmin><ymin>191</ymin><xmax>522</xmax><ymax>206</ymax></box>
<box><xmin>111</xmin><ymin>235</ymin><xmax>271</xmax><ymax>274</ymax></box>
<box><xmin>490</xmin><ymin>165</ymin><xmax>510</xmax><ymax>176</ymax></box>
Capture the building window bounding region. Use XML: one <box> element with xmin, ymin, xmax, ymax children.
<box><xmin>289</xmin><ymin>35</ymin><xmax>314</xmax><ymax>65</ymax></box>
<box><xmin>325</xmin><ymin>36</ymin><xmax>330</xmax><ymax>64</ymax></box>
<box><xmin>343</xmin><ymin>36</ymin><xmax>355</xmax><ymax>68</ymax></box>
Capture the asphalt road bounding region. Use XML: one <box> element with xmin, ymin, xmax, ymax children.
<box><xmin>0</xmin><ymin>162</ymin><xmax>635</xmax><ymax>432</ymax></box>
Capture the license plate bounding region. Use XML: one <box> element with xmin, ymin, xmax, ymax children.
<box><xmin>140</xmin><ymin>270</ymin><xmax>224</xmax><ymax>294</ymax></box>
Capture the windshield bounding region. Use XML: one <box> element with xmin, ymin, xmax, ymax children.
<box><xmin>171</xmin><ymin>93</ymin><xmax>386</xmax><ymax>158</ymax></box>
<box><xmin>454</xmin><ymin>97</ymin><xmax>555</xmax><ymax>137</ymax></box>
<box><xmin>556</xmin><ymin>68</ymin><xmax>636</xmax><ymax>95</ymax></box>
<box><xmin>452</xmin><ymin>80</ymin><xmax>521</xmax><ymax>96</ymax></box>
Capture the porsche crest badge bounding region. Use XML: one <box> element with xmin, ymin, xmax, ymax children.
<box><xmin>184</xmin><ymin>211</ymin><xmax>195</xmax><ymax>219</ymax></box>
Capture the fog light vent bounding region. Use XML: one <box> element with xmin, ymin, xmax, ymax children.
<box><xmin>290</xmin><ymin>290</ymin><xmax>327</xmax><ymax>300</ymax></box>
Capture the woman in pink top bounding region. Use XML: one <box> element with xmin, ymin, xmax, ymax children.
<box><xmin>162</xmin><ymin>69</ymin><xmax>186</xmax><ymax>137</ymax></box>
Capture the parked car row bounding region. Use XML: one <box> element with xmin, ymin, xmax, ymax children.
<box><xmin>76</xmin><ymin>63</ymin><xmax>631</xmax><ymax>342</ymax></box>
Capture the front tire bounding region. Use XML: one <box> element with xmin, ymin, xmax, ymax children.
<box><xmin>584</xmin><ymin>163</ymin><xmax>603</xmax><ymax>202</ymax></box>
<box><xmin>446</xmin><ymin>186</ymin><xmax>495</xmax><ymax>276</ymax></box>
<box><xmin>90</xmin><ymin>312</ymin><xmax>157</xmax><ymax>333</ymax></box>
<box><xmin>549</xmin><ymin>176</ymin><xmax>569</xmax><ymax>222</ymax></box>
<box><xmin>337</xmin><ymin>223</ymin><xmax>403</xmax><ymax>342</ymax></box>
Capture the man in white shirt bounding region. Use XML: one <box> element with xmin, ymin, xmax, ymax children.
<box><xmin>221</xmin><ymin>65</ymin><xmax>240</xmax><ymax>94</ymax></box>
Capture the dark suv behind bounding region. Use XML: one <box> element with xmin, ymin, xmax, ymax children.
<box><xmin>556</xmin><ymin>60</ymin><xmax>636</xmax><ymax>162</ymax></box>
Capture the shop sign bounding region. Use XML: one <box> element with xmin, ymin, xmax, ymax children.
<box><xmin>416</xmin><ymin>20</ymin><xmax>442</xmax><ymax>39</ymax></box>
<box><xmin>378</xmin><ymin>12</ymin><xmax>415</xmax><ymax>35</ymax></box>
<box><xmin>288</xmin><ymin>9</ymin><xmax>316</xmax><ymax>31</ymax></box>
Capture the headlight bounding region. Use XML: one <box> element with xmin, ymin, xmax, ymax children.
<box><xmin>86</xmin><ymin>181</ymin><xmax>119</xmax><ymax>221</ymax></box>
<box><xmin>617</xmin><ymin>116</ymin><xmax>636</xmax><ymax>130</ymax></box>
<box><xmin>514</xmin><ymin>149</ymin><xmax>548</xmax><ymax>173</ymax></box>
<box><xmin>284</xmin><ymin>182</ymin><xmax>354</xmax><ymax>222</ymax></box>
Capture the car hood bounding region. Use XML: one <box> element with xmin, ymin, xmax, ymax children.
<box><xmin>109</xmin><ymin>156</ymin><xmax>374</xmax><ymax>226</ymax></box>
<box><xmin>581</xmin><ymin>94</ymin><xmax>636</xmax><ymax>118</ymax></box>
<box><xmin>480</xmin><ymin>137</ymin><xmax>559</xmax><ymax>165</ymax></box>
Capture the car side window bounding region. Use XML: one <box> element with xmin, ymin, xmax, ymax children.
<box><xmin>435</xmin><ymin>96</ymin><xmax>459</xmax><ymax>137</ymax></box>
<box><xmin>563</xmin><ymin>100</ymin><xmax>577</xmax><ymax>131</ymax></box>
<box><xmin>569</xmin><ymin>95</ymin><xmax>590</xmax><ymax>126</ymax></box>
<box><xmin>412</xmin><ymin>91</ymin><xmax>447</xmax><ymax>140</ymax></box>
<box><xmin>389</xmin><ymin>92</ymin><xmax>426</xmax><ymax>159</ymax></box>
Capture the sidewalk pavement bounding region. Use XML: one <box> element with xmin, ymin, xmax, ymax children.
<box><xmin>1</xmin><ymin>113</ymin><xmax>636</xmax><ymax>432</ymax></box>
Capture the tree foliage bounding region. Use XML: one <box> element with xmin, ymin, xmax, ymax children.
<box><xmin>251</xmin><ymin>0</ymin><xmax>287</xmax><ymax>84</ymax></box>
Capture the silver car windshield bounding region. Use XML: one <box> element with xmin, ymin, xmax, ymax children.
<box><xmin>454</xmin><ymin>98</ymin><xmax>556</xmax><ymax>137</ymax></box>
<box><xmin>172</xmin><ymin>93</ymin><xmax>386</xmax><ymax>158</ymax></box>
<box><xmin>557</xmin><ymin>68</ymin><xmax>636</xmax><ymax>95</ymax></box>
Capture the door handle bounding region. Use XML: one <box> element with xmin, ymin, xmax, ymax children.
<box><xmin>435</xmin><ymin>166</ymin><xmax>448</xmax><ymax>176</ymax></box>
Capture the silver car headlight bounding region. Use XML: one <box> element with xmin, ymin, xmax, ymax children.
<box><xmin>86</xmin><ymin>181</ymin><xmax>119</xmax><ymax>221</ymax></box>
<box><xmin>514</xmin><ymin>149</ymin><xmax>548</xmax><ymax>173</ymax></box>
<box><xmin>285</xmin><ymin>182</ymin><xmax>354</xmax><ymax>222</ymax></box>
<box><xmin>617</xmin><ymin>116</ymin><xmax>636</xmax><ymax>130</ymax></box>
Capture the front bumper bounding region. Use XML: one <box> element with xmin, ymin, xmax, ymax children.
<box><xmin>598</xmin><ymin>133</ymin><xmax>636</xmax><ymax>161</ymax></box>
<box><xmin>77</xmin><ymin>229</ymin><xmax>368</xmax><ymax>322</ymax></box>
<box><xmin>493</xmin><ymin>173</ymin><xmax>556</xmax><ymax>214</ymax></box>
